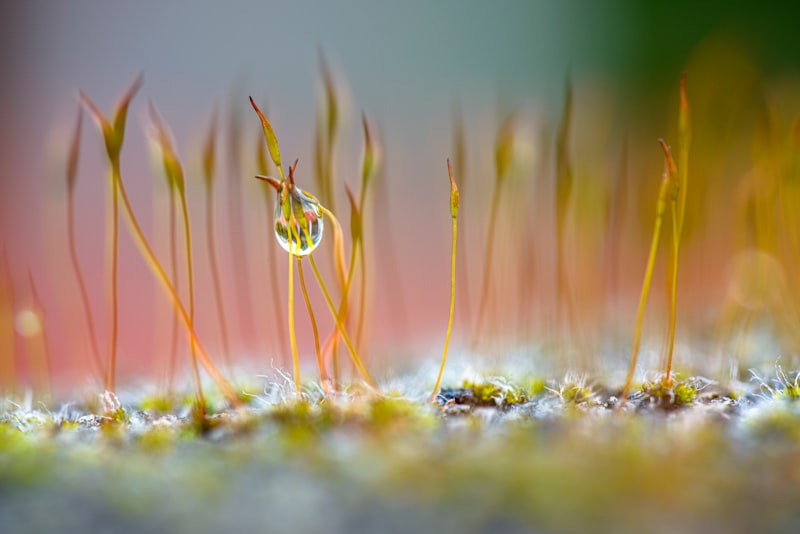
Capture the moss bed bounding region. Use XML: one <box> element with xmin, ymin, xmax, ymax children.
<box><xmin>2</xmin><ymin>371</ymin><xmax>800</xmax><ymax>534</ymax></box>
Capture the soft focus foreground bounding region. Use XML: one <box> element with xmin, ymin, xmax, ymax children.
<box><xmin>2</xmin><ymin>2</ymin><xmax>800</xmax><ymax>533</ymax></box>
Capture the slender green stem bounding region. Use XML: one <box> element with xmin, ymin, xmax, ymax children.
<box><xmin>665</xmin><ymin>199</ymin><xmax>679</xmax><ymax>384</ymax></box>
<box><xmin>287</xmin><ymin>214</ymin><xmax>301</xmax><ymax>395</ymax></box>
<box><xmin>307</xmin><ymin>253</ymin><xmax>375</xmax><ymax>389</ymax></box>
<box><xmin>178</xmin><ymin>190</ymin><xmax>205</xmax><ymax>409</ymax></box>
<box><xmin>331</xmin><ymin>236</ymin><xmax>359</xmax><ymax>388</ymax></box>
<box><xmin>297</xmin><ymin>257</ymin><xmax>325</xmax><ymax>387</ymax></box>
<box><xmin>264</xmin><ymin>189</ymin><xmax>289</xmax><ymax>365</ymax></box>
<box><xmin>355</xmin><ymin>238</ymin><xmax>367</xmax><ymax>352</ymax></box>
<box><xmin>165</xmin><ymin>188</ymin><xmax>179</xmax><ymax>393</ymax></box>
<box><xmin>621</xmin><ymin>177</ymin><xmax>670</xmax><ymax>403</ymax></box>
<box><xmin>430</xmin><ymin>216</ymin><xmax>457</xmax><ymax>401</ymax></box>
<box><xmin>104</xmin><ymin>163</ymin><xmax>120</xmax><ymax>393</ymax></box>
<box><xmin>66</xmin><ymin>187</ymin><xmax>104</xmax><ymax>381</ymax></box>
<box><xmin>205</xmin><ymin>182</ymin><xmax>233</xmax><ymax>374</ymax></box>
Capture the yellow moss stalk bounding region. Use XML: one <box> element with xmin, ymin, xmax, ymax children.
<box><xmin>255</xmin><ymin>125</ymin><xmax>289</xmax><ymax>364</ymax></box>
<box><xmin>148</xmin><ymin>102</ymin><xmax>205</xmax><ymax>412</ymax></box>
<box><xmin>64</xmin><ymin>107</ymin><xmax>104</xmax><ymax>381</ymax></box>
<box><xmin>251</xmin><ymin>97</ymin><xmax>373</xmax><ymax>390</ymax></box>
<box><xmin>620</xmin><ymin>160</ymin><xmax>671</xmax><ymax>403</ymax></box>
<box><xmin>81</xmin><ymin>79</ymin><xmax>239</xmax><ymax>407</ymax></box>
<box><xmin>79</xmin><ymin>74</ymin><xmax>142</xmax><ymax>395</ymax></box>
<box><xmin>430</xmin><ymin>159</ymin><xmax>459</xmax><ymax>401</ymax></box>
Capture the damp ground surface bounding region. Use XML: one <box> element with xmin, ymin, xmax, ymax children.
<box><xmin>2</xmin><ymin>373</ymin><xmax>800</xmax><ymax>534</ymax></box>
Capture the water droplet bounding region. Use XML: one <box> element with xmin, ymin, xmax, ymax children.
<box><xmin>274</xmin><ymin>186</ymin><xmax>324</xmax><ymax>256</ymax></box>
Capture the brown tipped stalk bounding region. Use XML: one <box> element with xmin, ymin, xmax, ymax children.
<box><xmin>472</xmin><ymin>114</ymin><xmax>515</xmax><ymax>347</ymax></box>
<box><xmin>0</xmin><ymin>250</ymin><xmax>16</xmax><ymax>396</ymax></box>
<box><xmin>621</xmin><ymin>159</ymin><xmax>672</xmax><ymax>404</ymax></box>
<box><xmin>430</xmin><ymin>159</ymin><xmax>459</xmax><ymax>401</ymax></box>
<box><xmin>149</xmin><ymin>102</ymin><xmax>205</xmax><ymax>411</ymax></box>
<box><xmin>202</xmin><ymin>111</ymin><xmax>234</xmax><ymax>376</ymax></box>
<box><xmin>659</xmin><ymin>140</ymin><xmax>681</xmax><ymax>385</ymax></box>
<box><xmin>82</xmin><ymin>82</ymin><xmax>239</xmax><ymax>407</ymax></box>
<box><xmin>79</xmin><ymin>73</ymin><xmax>142</xmax><ymax>395</ymax></box>
<box><xmin>452</xmin><ymin>107</ymin><xmax>471</xmax><ymax>319</ymax></box>
<box><xmin>255</xmin><ymin>125</ymin><xmax>289</xmax><ymax>363</ymax></box>
<box><xmin>64</xmin><ymin>107</ymin><xmax>104</xmax><ymax>381</ymax></box>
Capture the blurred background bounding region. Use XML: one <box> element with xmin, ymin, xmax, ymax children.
<box><xmin>1</xmin><ymin>0</ymin><xmax>800</xmax><ymax>394</ymax></box>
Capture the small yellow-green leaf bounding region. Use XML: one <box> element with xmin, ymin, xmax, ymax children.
<box><xmin>361</xmin><ymin>113</ymin><xmax>375</xmax><ymax>184</ymax></box>
<box><xmin>249</xmin><ymin>96</ymin><xmax>282</xmax><ymax>180</ymax></box>
<box><xmin>109</xmin><ymin>73</ymin><xmax>144</xmax><ymax>158</ymax></box>
<box><xmin>447</xmin><ymin>159</ymin><xmax>459</xmax><ymax>219</ymax></box>
<box><xmin>148</xmin><ymin>102</ymin><xmax>185</xmax><ymax>193</ymax></box>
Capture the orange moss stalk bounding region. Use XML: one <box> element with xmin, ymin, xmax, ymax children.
<box><xmin>81</xmin><ymin>78</ymin><xmax>239</xmax><ymax>407</ymax></box>
<box><xmin>250</xmin><ymin>97</ymin><xmax>374</xmax><ymax>391</ymax></box>
<box><xmin>451</xmin><ymin>108</ymin><xmax>471</xmax><ymax>320</ymax></box>
<box><xmin>255</xmin><ymin>125</ymin><xmax>290</xmax><ymax>363</ymax></box>
<box><xmin>64</xmin><ymin>107</ymin><xmax>104</xmax><ymax>381</ymax></box>
<box><xmin>430</xmin><ymin>159</ymin><xmax>459</xmax><ymax>401</ymax></box>
<box><xmin>148</xmin><ymin>102</ymin><xmax>206</xmax><ymax>411</ymax></box>
<box><xmin>79</xmin><ymin>74</ymin><xmax>142</xmax><ymax>394</ymax></box>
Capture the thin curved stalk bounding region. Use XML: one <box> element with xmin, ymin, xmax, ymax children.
<box><xmin>297</xmin><ymin>257</ymin><xmax>324</xmax><ymax>387</ymax></box>
<box><xmin>205</xmin><ymin>184</ymin><xmax>233</xmax><ymax>373</ymax></box>
<box><xmin>67</xmin><ymin>186</ymin><xmax>104</xmax><ymax>381</ymax></box>
<box><xmin>115</xmin><ymin>170</ymin><xmax>239</xmax><ymax>405</ymax></box>
<box><xmin>430</xmin><ymin>159</ymin><xmax>459</xmax><ymax>401</ymax></box>
<box><xmin>178</xmin><ymin>190</ymin><xmax>205</xmax><ymax>410</ymax></box>
<box><xmin>307</xmin><ymin>252</ymin><xmax>375</xmax><ymax>389</ymax></box>
<box><xmin>286</xmin><ymin>223</ymin><xmax>300</xmax><ymax>395</ymax></box>
<box><xmin>430</xmin><ymin>208</ymin><xmax>457</xmax><ymax>401</ymax></box>
<box><xmin>165</xmin><ymin>188</ymin><xmax>180</xmax><ymax>392</ymax></box>
<box><xmin>621</xmin><ymin>174</ymin><xmax>670</xmax><ymax>403</ymax></box>
<box><xmin>104</xmin><ymin>163</ymin><xmax>120</xmax><ymax>393</ymax></box>
<box><xmin>664</xmin><ymin>199</ymin><xmax>679</xmax><ymax>384</ymax></box>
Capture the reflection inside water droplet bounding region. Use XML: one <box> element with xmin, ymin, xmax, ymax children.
<box><xmin>273</xmin><ymin>187</ymin><xmax>324</xmax><ymax>256</ymax></box>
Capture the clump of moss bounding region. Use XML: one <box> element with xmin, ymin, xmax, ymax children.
<box><xmin>438</xmin><ymin>378</ymin><xmax>527</xmax><ymax>408</ymax></box>
<box><xmin>638</xmin><ymin>379</ymin><xmax>698</xmax><ymax>410</ymax></box>
<box><xmin>752</xmin><ymin>366</ymin><xmax>800</xmax><ymax>401</ymax></box>
<box><xmin>546</xmin><ymin>374</ymin><xmax>599</xmax><ymax>406</ymax></box>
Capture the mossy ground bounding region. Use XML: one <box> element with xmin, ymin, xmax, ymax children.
<box><xmin>2</xmin><ymin>371</ymin><xmax>800</xmax><ymax>534</ymax></box>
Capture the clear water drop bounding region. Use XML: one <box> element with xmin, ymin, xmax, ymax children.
<box><xmin>273</xmin><ymin>186</ymin><xmax>324</xmax><ymax>256</ymax></box>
